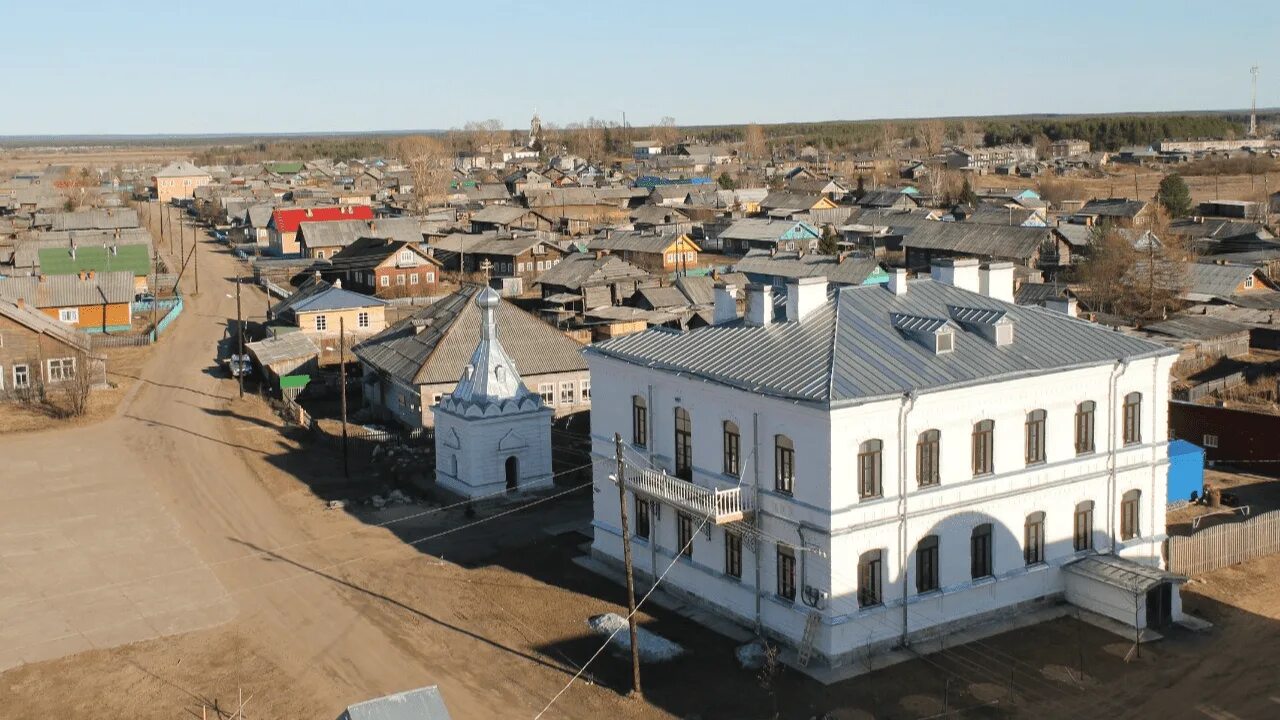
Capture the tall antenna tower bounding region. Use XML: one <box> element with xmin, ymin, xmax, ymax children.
<box><xmin>1249</xmin><ymin>64</ymin><xmax>1260</xmax><ymax>137</ymax></box>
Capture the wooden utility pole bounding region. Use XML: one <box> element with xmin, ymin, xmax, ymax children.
<box><xmin>614</xmin><ymin>432</ymin><xmax>643</xmax><ymax>699</ymax></box>
<box><xmin>339</xmin><ymin>316</ymin><xmax>350</xmax><ymax>478</ymax></box>
<box><xmin>151</xmin><ymin>249</ymin><xmax>159</xmax><ymax>340</ymax></box>
<box><xmin>236</xmin><ymin>271</ymin><xmax>244</xmax><ymax>398</ymax></box>
<box><xmin>192</xmin><ymin>216</ymin><xmax>200</xmax><ymax>296</ymax></box>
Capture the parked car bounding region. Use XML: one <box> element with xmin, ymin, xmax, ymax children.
<box><xmin>134</xmin><ymin>291</ymin><xmax>156</xmax><ymax>303</ymax></box>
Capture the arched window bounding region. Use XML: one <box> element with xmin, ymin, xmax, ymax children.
<box><xmin>774</xmin><ymin>435</ymin><xmax>795</xmax><ymax>494</ymax></box>
<box><xmin>723</xmin><ymin>421</ymin><xmax>740</xmax><ymax>477</ymax></box>
<box><xmin>1121</xmin><ymin>490</ymin><xmax>1141</xmax><ymax>540</ymax></box>
<box><xmin>1074</xmin><ymin>401</ymin><xmax>1096</xmax><ymax>454</ymax></box>
<box><xmin>858</xmin><ymin>549</ymin><xmax>883</xmax><ymax>607</ymax></box>
<box><xmin>858</xmin><ymin>439</ymin><xmax>883</xmax><ymax>499</ymax></box>
<box><xmin>916</xmin><ymin>535</ymin><xmax>939</xmax><ymax>593</ymax></box>
<box><xmin>971</xmin><ymin>523</ymin><xmax>993</xmax><ymax>579</ymax></box>
<box><xmin>631</xmin><ymin>395</ymin><xmax>647</xmax><ymax>448</ymax></box>
<box><xmin>972</xmin><ymin>420</ymin><xmax>995</xmax><ymax>476</ymax></box>
<box><xmin>1025</xmin><ymin>410</ymin><xmax>1046</xmax><ymax>465</ymax></box>
<box><xmin>674</xmin><ymin>407</ymin><xmax>692</xmax><ymax>480</ymax></box>
<box><xmin>1074</xmin><ymin>500</ymin><xmax>1094</xmax><ymax>551</ymax></box>
<box><xmin>1024</xmin><ymin>511</ymin><xmax>1046</xmax><ymax>565</ymax></box>
<box><xmin>1123</xmin><ymin>392</ymin><xmax>1142</xmax><ymax>445</ymax></box>
<box><xmin>917</xmin><ymin>430</ymin><xmax>941</xmax><ymax>487</ymax></box>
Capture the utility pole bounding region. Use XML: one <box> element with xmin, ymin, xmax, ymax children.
<box><xmin>339</xmin><ymin>316</ymin><xmax>350</xmax><ymax>478</ymax></box>
<box><xmin>151</xmin><ymin>249</ymin><xmax>159</xmax><ymax>340</ymax></box>
<box><xmin>192</xmin><ymin>215</ymin><xmax>200</xmax><ymax>296</ymax></box>
<box><xmin>236</xmin><ymin>271</ymin><xmax>244</xmax><ymax>398</ymax></box>
<box><xmin>613</xmin><ymin>432</ymin><xmax>643</xmax><ymax>700</ymax></box>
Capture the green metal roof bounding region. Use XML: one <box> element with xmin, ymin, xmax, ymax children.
<box><xmin>37</xmin><ymin>243</ymin><xmax>150</xmax><ymax>277</ymax></box>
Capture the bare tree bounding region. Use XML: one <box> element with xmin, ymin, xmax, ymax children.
<box><xmin>654</xmin><ymin>116</ymin><xmax>680</xmax><ymax>147</ymax></box>
<box><xmin>917</xmin><ymin>119</ymin><xmax>947</xmax><ymax>159</ymax></box>
<box><xmin>1078</xmin><ymin>224</ymin><xmax>1137</xmax><ymax>317</ymax></box>
<box><xmin>393</xmin><ymin>135</ymin><xmax>452</xmax><ymax>211</ymax></box>
<box><xmin>744</xmin><ymin>123</ymin><xmax>767</xmax><ymax>161</ymax></box>
<box><xmin>1036</xmin><ymin>177</ymin><xmax>1089</xmax><ymax>210</ymax></box>
<box><xmin>58</xmin><ymin>350</ymin><xmax>97</xmax><ymax>418</ymax></box>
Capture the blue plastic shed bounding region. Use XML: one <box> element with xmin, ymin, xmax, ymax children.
<box><xmin>1167</xmin><ymin>440</ymin><xmax>1205</xmax><ymax>503</ymax></box>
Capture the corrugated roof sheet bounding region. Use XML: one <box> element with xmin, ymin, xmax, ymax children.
<box><xmin>342</xmin><ymin>685</ymin><xmax>452</xmax><ymax>720</ymax></box>
<box><xmin>245</xmin><ymin>332</ymin><xmax>319</xmax><ymax>365</ymax></box>
<box><xmin>590</xmin><ymin>279</ymin><xmax>1174</xmax><ymax>406</ymax></box>
<box><xmin>353</xmin><ymin>285</ymin><xmax>586</xmax><ymax>385</ymax></box>
<box><xmin>0</xmin><ymin>270</ymin><xmax>135</xmax><ymax>308</ymax></box>
<box><xmin>732</xmin><ymin>250</ymin><xmax>882</xmax><ymax>286</ymax></box>
<box><xmin>899</xmin><ymin>222</ymin><xmax>1049</xmax><ymax>260</ymax></box>
<box><xmin>534</xmin><ymin>252</ymin><xmax>649</xmax><ymax>291</ymax></box>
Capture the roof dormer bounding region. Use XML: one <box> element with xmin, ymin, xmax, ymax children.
<box><xmin>947</xmin><ymin>305</ymin><xmax>1014</xmax><ymax>346</ymax></box>
<box><xmin>891</xmin><ymin>312</ymin><xmax>955</xmax><ymax>354</ymax></box>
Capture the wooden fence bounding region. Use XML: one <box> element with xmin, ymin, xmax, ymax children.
<box><xmin>1167</xmin><ymin>509</ymin><xmax>1280</xmax><ymax>576</ymax></box>
<box><xmin>90</xmin><ymin>333</ymin><xmax>152</xmax><ymax>349</ymax></box>
<box><xmin>1174</xmin><ymin>371</ymin><xmax>1246</xmax><ymax>402</ymax></box>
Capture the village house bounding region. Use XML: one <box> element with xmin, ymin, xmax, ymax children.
<box><xmin>268</xmin><ymin>276</ymin><xmax>388</xmax><ymax>341</ymax></box>
<box><xmin>468</xmin><ymin>206</ymin><xmax>556</xmax><ymax>234</ymax></box>
<box><xmin>267</xmin><ymin>205</ymin><xmax>374</xmax><ymax>256</ymax></box>
<box><xmin>353</xmin><ymin>284</ymin><xmax>589</xmax><ymax>429</ymax></box>
<box><xmin>758</xmin><ymin>191</ymin><xmax>840</xmax><ymax>217</ymax></box>
<box><xmin>1049</xmin><ymin>139</ymin><xmax>1092</xmax><ymax>158</ymax></box>
<box><xmin>0</xmin><ymin>297</ymin><xmax>106</xmax><ymax>397</ymax></box>
<box><xmin>900</xmin><ymin>223</ymin><xmax>1072</xmax><ymax>272</ymax></box>
<box><xmin>1180</xmin><ymin>262</ymin><xmax>1278</xmax><ymax>303</ymax></box>
<box><xmin>946</xmin><ymin>145</ymin><xmax>1038</xmax><ymax>172</ymax></box>
<box><xmin>432</xmin><ymin>232</ymin><xmax>567</xmax><ymax>288</ymax></box>
<box><xmin>732</xmin><ymin>249</ymin><xmax>889</xmax><ymax>289</ymax></box>
<box><xmin>718</xmin><ymin>218</ymin><xmax>823</xmax><ymax>255</ymax></box>
<box><xmin>534</xmin><ymin>251</ymin><xmax>650</xmax><ymax>311</ymax></box>
<box><xmin>855</xmin><ymin>189</ymin><xmax>920</xmax><ymax>211</ymax></box>
<box><xmin>320</xmin><ymin>237</ymin><xmax>443</xmax><ymax>297</ymax></box>
<box><xmin>0</xmin><ymin>270</ymin><xmax>134</xmax><ymax>333</ymax></box>
<box><xmin>587</xmin><ymin>262</ymin><xmax>1181</xmax><ymax>669</ymax></box>
<box><xmin>1070</xmin><ymin>198</ymin><xmax>1155</xmax><ymax>228</ymax></box>
<box><xmin>587</xmin><ymin>229</ymin><xmax>702</xmax><ymax>274</ymax></box>
<box><xmin>296</xmin><ymin>217</ymin><xmax>424</xmax><ymax>260</ymax></box>
<box><xmin>152</xmin><ymin>160</ymin><xmax>213</xmax><ymax>203</ymax></box>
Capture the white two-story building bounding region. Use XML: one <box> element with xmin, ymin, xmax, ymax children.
<box><xmin>586</xmin><ymin>258</ymin><xmax>1182</xmax><ymax>670</ymax></box>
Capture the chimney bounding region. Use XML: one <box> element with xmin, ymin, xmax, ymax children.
<box><xmin>745</xmin><ymin>283</ymin><xmax>774</xmax><ymax>327</ymax></box>
<box><xmin>333</xmin><ymin>278</ymin><xmax>342</xmax><ymax>289</ymax></box>
<box><xmin>1045</xmin><ymin>296</ymin><xmax>1079</xmax><ymax>317</ymax></box>
<box><xmin>978</xmin><ymin>262</ymin><xmax>1015</xmax><ymax>303</ymax></box>
<box><xmin>38</xmin><ymin>275</ymin><xmax>46</xmax><ymax>284</ymax></box>
<box><xmin>713</xmin><ymin>282</ymin><xmax>738</xmax><ymax>324</ymax></box>
<box><xmin>930</xmin><ymin>257</ymin><xmax>980</xmax><ymax>293</ymax></box>
<box><xmin>15</xmin><ymin>298</ymin><xmax>24</xmax><ymax>309</ymax></box>
<box><xmin>888</xmin><ymin>268</ymin><xmax>908</xmax><ymax>296</ymax></box>
<box><xmin>87</xmin><ymin>270</ymin><xmax>94</xmax><ymax>280</ymax></box>
<box><xmin>785</xmin><ymin>276</ymin><xmax>826</xmax><ymax>322</ymax></box>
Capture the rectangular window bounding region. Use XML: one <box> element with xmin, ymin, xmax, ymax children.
<box><xmin>634</xmin><ymin>498</ymin><xmax>651</xmax><ymax>540</ymax></box>
<box><xmin>632</xmin><ymin>396</ymin><xmax>647</xmax><ymax>447</ymax></box>
<box><xmin>538</xmin><ymin>383</ymin><xmax>555</xmax><ymax>405</ymax></box>
<box><xmin>399</xmin><ymin>250</ymin><xmax>413</xmax><ymax>264</ymax></box>
<box><xmin>314</xmin><ymin>315</ymin><xmax>327</xmax><ymax>331</ymax></box>
<box><xmin>357</xmin><ymin>312</ymin><xmax>369</xmax><ymax>328</ymax></box>
<box><xmin>917</xmin><ymin>430</ymin><xmax>940</xmax><ymax>487</ymax></box>
<box><xmin>13</xmin><ymin>364</ymin><xmax>30</xmax><ymax>389</ymax></box>
<box><xmin>426</xmin><ymin>272</ymin><xmax>435</xmax><ymax>283</ymax></box>
<box><xmin>774</xmin><ymin>436</ymin><xmax>795</xmax><ymax>494</ymax></box>
<box><xmin>972</xmin><ymin>420</ymin><xmax>994</xmax><ymax>476</ymax></box>
<box><xmin>1203</xmin><ymin>434</ymin><xmax>1218</xmax><ymax>448</ymax></box>
<box><xmin>1074</xmin><ymin>502</ymin><xmax>1094</xmax><ymax>551</ymax></box>
<box><xmin>580</xmin><ymin>380</ymin><xmax>591</xmax><ymax>402</ymax></box>
<box><xmin>858</xmin><ymin>550</ymin><xmax>883</xmax><ymax>607</ymax></box>
<box><xmin>1121</xmin><ymin>491</ymin><xmax>1141</xmax><ymax>540</ymax></box>
<box><xmin>674</xmin><ymin>408</ymin><xmax>693</xmax><ymax>481</ymax></box>
<box><xmin>725</xmin><ymin>532</ymin><xmax>742</xmax><ymax>579</ymax></box>
<box><xmin>723</xmin><ymin>422</ymin><xmax>740</xmax><ymax>477</ymax></box>
<box><xmin>396</xmin><ymin>274</ymin><xmax>406</xmax><ymax>285</ymax></box>
<box><xmin>380</xmin><ymin>275</ymin><xmax>390</xmax><ymax>287</ymax></box>
<box><xmin>47</xmin><ymin>357</ymin><xmax>76</xmax><ymax>382</ymax></box>
<box><xmin>858</xmin><ymin>440</ymin><xmax>882</xmax><ymax>499</ymax></box>
<box><xmin>1123</xmin><ymin>393</ymin><xmax>1142</xmax><ymax>445</ymax></box>
<box><xmin>777</xmin><ymin>545</ymin><xmax>796</xmax><ymax>601</ymax></box>
<box><xmin>58</xmin><ymin>308</ymin><xmax>80</xmax><ymax>324</ymax></box>
<box><xmin>1025</xmin><ymin>410</ymin><xmax>1046</xmax><ymax>465</ymax></box>
<box><xmin>1025</xmin><ymin>513</ymin><xmax>1045</xmax><ymax>565</ymax></box>
<box><xmin>410</xmin><ymin>273</ymin><xmax>419</xmax><ymax>285</ymax></box>
<box><xmin>559</xmin><ymin>382</ymin><xmax>575</xmax><ymax>405</ymax></box>
<box><xmin>677</xmin><ymin>512</ymin><xmax>694</xmax><ymax>557</ymax></box>
<box><xmin>916</xmin><ymin>536</ymin><xmax>939</xmax><ymax>593</ymax></box>
<box><xmin>971</xmin><ymin>523</ymin><xmax>993</xmax><ymax>579</ymax></box>
<box><xmin>1075</xmin><ymin>401</ymin><xmax>1096</xmax><ymax>454</ymax></box>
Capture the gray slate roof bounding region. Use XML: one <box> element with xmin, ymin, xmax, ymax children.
<box><xmin>534</xmin><ymin>252</ymin><xmax>650</xmax><ymax>291</ymax></box>
<box><xmin>1145</xmin><ymin>315</ymin><xmax>1250</xmax><ymax>340</ymax></box>
<box><xmin>0</xmin><ymin>270</ymin><xmax>135</xmax><ymax>308</ymax></box>
<box><xmin>153</xmin><ymin>160</ymin><xmax>211</xmax><ymax>179</ymax></box>
<box><xmin>0</xmin><ymin>298</ymin><xmax>93</xmax><ymax>352</ymax></box>
<box><xmin>1183</xmin><ymin>263</ymin><xmax>1265</xmax><ymax>300</ymax></box>
<box><xmin>719</xmin><ymin>218</ymin><xmax>820</xmax><ymax>243</ymax></box>
<box><xmin>589</xmin><ymin>278</ymin><xmax>1173</xmax><ymax>406</ymax></box>
<box><xmin>899</xmin><ymin>221</ymin><xmax>1050</xmax><ymax>260</ymax></box>
<box><xmin>354</xmin><ymin>285</ymin><xmax>586</xmax><ymax>385</ymax></box>
<box><xmin>34</xmin><ymin>208</ymin><xmax>139</xmax><ymax>231</ymax></box>
<box><xmin>733</xmin><ymin>249</ymin><xmax>882</xmax><ymax>286</ymax></box>
<box><xmin>587</xmin><ymin>229</ymin><xmax>689</xmax><ymax>254</ymax></box>
<box><xmin>245</xmin><ymin>332</ymin><xmax>319</xmax><ymax>365</ymax></box>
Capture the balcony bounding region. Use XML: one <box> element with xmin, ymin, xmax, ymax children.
<box><xmin>623</xmin><ymin>464</ymin><xmax>752</xmax><ymax>525</ymax></box>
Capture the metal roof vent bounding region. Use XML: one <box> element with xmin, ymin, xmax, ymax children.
<box><xmin>890</xmin><ymin>313</ymin><xmax>955</xmax><ymax>354</ymax></box>
<box><xmin>947</xmin><ymin>305</ymin><xmax>1014</xmax><ymax>346</ymax></box>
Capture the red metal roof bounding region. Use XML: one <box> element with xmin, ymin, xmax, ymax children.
<box><xmin>270</xmin><ymin>205</ymin><xmax>373</xmax><ymax>233</ymax></box>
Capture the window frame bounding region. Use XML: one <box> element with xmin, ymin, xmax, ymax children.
<box><xmin>58</xmin><ymin>307</ymin><xmax>80</xmax><ymax>324</ymax></box>
<box><xmin>971</xmin><ymin>523</ymin><xmax>994</xmax><ymax>579</ymax></box>
<box><xmin>1075</xmin><ymin>401</ymin><xmax>1096</xmax><ymax>455</ymax></box>
<box><xmin>634</xmin><ymin>497</ymin><xmax>651</xmax><ymax>540</ymax></box>
<box><xmin>631</xmin><ymin>395</ymin><xmax>647</xmax><ymax>448</ymax></box>
<box><xmin>357</xmin><ymin>311</ymin><xmax>370</xmax><ymax>328</ymax></box>
<box><xmin>1074</xmin><ymin>500</ymin><xmax>1094</xmax><ymax>551</ymax></box>
<box><xmin>314</xmin><ymin>314</ymin><xmax>327</xmax><ymax>332</ymax></box>
<box><xmin>1123</xmin><ymin>392</ymin><xmax>1142</xmax><ymax>446</ymax></box>
<box><xmin>558</xmin><ymin>381</ymin><xmax>575</xmax><ymax>405</ymax></box>
<box><xmin>1024</xmin><ymin>511</ymin><xmax>1046</xmax><ymax>565</ymax></box>
<box><xmin>916</xmin><ymin>535</ymin><xmax>940</xmax><ymax>593</ymax></box>
<box><xmin>538</xmin><ymin>383</ymin><xmax>555</xmax><ymax>405</ymax></box>
<box><xmin>1025</xmin><ymin>409</ymin><xmax>1046</xmax><ymax>465</ymax></box>
<box><xmin>677</xmin><ymin>511</ymin><xmax>694</xmax><ymax>557</ymax></box>
<box><xmin>858</xmin><ymin>439</ymin><xmax>883</xmax><ymax>499</ymax></box>
<box><xmin>972</xmin><ymin>420</ymin><xmax>995</xmax><ymax>476</ymax></box>
<box><xmin>13</xmin><ymin>364</ymin><xmax>31</xmax><ymax>389</ymax></box>
<box><xmin>858</xmin><ymin>549</ymin><xmax>883</xmax><ymax>607</ymax></box>
<box><xmin>47</xmin><ymin>357</ymin><xmax>76</xmax><ymax>382</ymax></box>
<box><xmin>774</xmin><ymin>434</ymin><xmax>795</xmax><ymax>495</ymax></box>
<box><xmin>1121</xmin><ymin>490</ymin><xmax>1141</xmax><ymax>540</ymax></box>
<box><xmin>722</xmin><ymin>421</ymin><xmax>740</xmax><ymax>477</ymax></box>
<box><xmin>917</xmin><ymin>429</ymin><xmax>940</xmax><ymax>487</ymax></box>
<box><xmin>776</xmin><ymin>545</ymin><xmax>796</xmax><ymax>601</ymax></box>
<box><xmin>674</xmin><ymin>407</ymin><xmax>693</xmax><ymax>481</ymax></box>
<box><xmin>725</xmin><ymin>531</ymin><xmax>742</xmax><ymax>579</ymax></box>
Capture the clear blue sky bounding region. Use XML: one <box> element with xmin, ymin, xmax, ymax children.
<box><xmin>3</xmin><ymin>0</ymin><xmax>1278</xmax><ymax>136</ymax></box>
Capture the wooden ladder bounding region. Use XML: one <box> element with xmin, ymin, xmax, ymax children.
<box><xmin>797</xmin><ymin>611</ymin><xmax>821</xmax><ymax>667</ymax></box>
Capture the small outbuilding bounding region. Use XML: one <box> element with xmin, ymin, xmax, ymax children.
<box><xmin>1167</xmin><ymin>440</ymin><xmax>1205</xmax><ymax>503</ymax></box>
<box><xmin>1063</xmin><ymin>554</ymin><xmax>1185</xmax><ymax>633</ymax></box>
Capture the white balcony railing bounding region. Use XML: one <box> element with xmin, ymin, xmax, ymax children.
<box><xmin>623</xmin><ymin>464</ymin><xmax>751</xmax><ymax>525</ymax></box>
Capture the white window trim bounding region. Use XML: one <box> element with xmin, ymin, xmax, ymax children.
<box><xmin>59</xmin><ymin>308</ymin><xmax>80</xmax><ymax>324</ymax></box>
<box><xmin>14</xmin><ymin>364</ymin><xmax>30</xmax><ymax>389</ymax></box>
<box><xmin>47</xmin><ymin>357</ymin><xmax>76</xmax><ymax>382</ymax></box>
<box><xmin>380</xmin><ymin>275</ymin><xmax>390</xmax><ymax>287</ymax></box>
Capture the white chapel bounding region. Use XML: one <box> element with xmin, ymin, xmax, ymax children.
<box><xmin>432</xmin><ymin>285</ymin><xmax>554</xmax><ymax>498</ymax></box>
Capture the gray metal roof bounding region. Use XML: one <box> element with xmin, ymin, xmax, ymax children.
<box><xmin>245</xmin><ymin>332</ymin><xmax>319</xmax><ymax>365</ymax></box>
<box><xmin>153</xmin><ymin>160</ymin><xmax>210</xmax><ymax>178</ymax></box>
<box><xmin>354</xmin><ymin>284</ymin><xmax>586</xmax><ymax>385</ymax></box>
<box><xmin>341</xmin><ymin>685</ymin><xmax>451</xmax><ymax>720</ymax></box>
<box><xmin>0</xmin><ymin>270</ymin><xmax>135</xmax><ymax>308</ymax></box>
<box><xmin>34</xmin><ymin>208</ymin><xmax>140</xmax><ymax>231</ymax></box>
<box><xmin>534</xmin><ymin>252</ymin><xmax>649</xmax><ymax>291</ymax></box>
<box><xmin>589</xmin><ymin>278</ymin><xmax>1175</xmax><ymax>406</ymax></box>
<box><xmin>298</xmin><ymin>220</ymin><xmax>371</xmax><ymax>249</ymax></box>
<box><xmin>1145</xmin><ymin>314</ymin><xmax>1251</xmax><ymax>340</ymax></box>
<box><xmin>719</xmin><ymin>218</ymin><xmax>820</xmax><ymax>243</ymax></box>
<box><xmin>1183</xmin><ymin>263</ymin><xmax>1264</xmax><ymax>299</ymax></box>
<box><xmin>0</xmin><ymin>298</ymin><xmax>93</xmax><ymax>353</ymax></box>
<box><xmin>732</xmin><ymin>249</ymin><xmax>882</xmax><ymax>286</ymax></box>
<box><xmin>1063</xmin><ymin>554</ymin><xmax>1183</xmax><ymax>593</ymax></box>
<box><xmin>899</xmin><ymin>222</ymin><xmax>1050</xmax><ymax>260</ymax></box>
<box><xmin>587</xmin><ymin>229</ymin><xmax>693</xmax><ymax>255</ymax></box>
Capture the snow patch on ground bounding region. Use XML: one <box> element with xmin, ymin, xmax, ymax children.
<box><xmin>587</xmin><ymin>613</ymin><xmax>685</xmax><ymax>663</ymax></box>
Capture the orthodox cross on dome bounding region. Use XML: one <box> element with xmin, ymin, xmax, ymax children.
<box><xmin>479</xmin><ymin>258</ymin><xmax>494</xmax><ymax>283</ymax></box>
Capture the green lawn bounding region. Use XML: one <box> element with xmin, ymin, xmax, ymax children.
<box><xmin>38</xmin><ymin>243</ymin><xmax>150</xmax><ymax>276</ymax></box>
